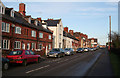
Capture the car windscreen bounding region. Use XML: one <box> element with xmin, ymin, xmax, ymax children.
<box><xmin>8</xmin><ymin>51</ymin><xmax>23</xmax><ymax>55</ymax></box>
<box><xmin>51</xmin><ymin>49</ymin><xmax>60</xmax><ymax>52</ymax></box>
<box><xmin>65</xmin><ymin>48</ymin><xmax>70</xmax><ymax>50</ymax></box>
<box><xmin>77</xmin><ymin>48</ymin><xmax>82</xmax><ymax>50</ymax></box>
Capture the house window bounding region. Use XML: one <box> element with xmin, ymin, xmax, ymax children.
<box><xmin>27</xmin><ymin>43</ymin><xmax>30</xmax><ymax>50</ymax></box>
<box><xmin>2</xmin><ymin>7</ymin><xmax>4</xmax><ymax>14</ymax></box>
<box><xmin>31</xmin><ymin>43</ymin><xmax>36</xmax><ymax>50</ymax></box>
<box><xmin>14</xmin><ymin>41</ymin><xmax>21</xmax><ymax>49</ymax></box>
<box><xmin>31</xmin><ymin>30</ymin><xmax>36</xmax><ymax>37</ymax></box>
<box><xmin>2</xmin><ymin>22</ymin><xmax>10</xmax><ymax>33</ymax></box>
<box><xmin>49</xmin><ymin>35</ymin><xmax>51</xmax><ymax>40</ymax></box>
<box><xmin>48</xmin><ymin>44</ymin><xmax>51</xmax><ymax>50</ymax></box>
<box><xmin>22</xmin><ymin>43</ymin><xmax>25</xmax><ymax>50</ymax></box>
<box><xmin>38</xmin><ymin>44</ymin><xmax>42</xmax><ymax>50</ymax></box>
<box><xmin>11</xmin><ymin>10</ymin><xmax>14</xmax><ymax>17</ymax></box>
<box><xmin>15</xmin><ymin>27</ymin><xmax>21</xmax><ymax>34</ymax></box>
<box><xmin>2</xmin><ymin>40</ymin><xmax>9</xmax><ymax>49</ymax></box>
<box><xmin>39</xmin><ymin>33</ymin><xmax>43</xmax><ymax>38</ymax></box>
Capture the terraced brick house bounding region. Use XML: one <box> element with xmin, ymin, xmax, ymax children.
<box><xmin>1</xmin><ymin>3</ymin><xmax>53</xmax><ymax>56</ymax></box>
<box><xmin>63</xmin><ymin>27</ymin><xmax>79</xmax><ymax>51</ymax></box>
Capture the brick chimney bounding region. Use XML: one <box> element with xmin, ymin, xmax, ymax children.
<box><xmin>69</xmin><ymin>30</ymin><xmax>74</xmax><ymax>35</ymax></box>
<box><xmin>19</xmin><ymin>3</ymin><xmax>26</xmax><ymax>16</ymax></box>
<box><xmin>37</xmin><ymin>18</ymin><xmax>42</xmax><ymax>22</ymax></box>
<box><xmin>64</xmin><ymin>27</ymin><xmax>68</xmax><ymax>33</ymax></box>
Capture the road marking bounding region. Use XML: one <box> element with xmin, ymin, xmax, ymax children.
<box><xmin>26</xmin><ymin>65</ymin><xmax>50</xmax><ymax>74</ymax></box>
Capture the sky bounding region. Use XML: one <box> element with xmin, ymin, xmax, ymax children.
<box><xmin>1</xmin><ymin>1</ymin><xmax>118</xmax><ymax>45</ymax></box>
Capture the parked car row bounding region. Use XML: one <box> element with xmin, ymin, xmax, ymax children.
<box><xmin>47</xmin><ymin>48</ymin><xmax>75</xmax><ymax>58</ymax></box>
<box><xmin>76</xmin><ymin>47</ymin><xmax>98</xmax><ymax>53</ymax></box>
<box><xmin>2</xmin><ymin>47</ymin><xmax>99</xmax><ymax>70</ymax></box>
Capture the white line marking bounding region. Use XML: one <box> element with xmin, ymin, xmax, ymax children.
<box><xmin>26</xmin><ymin>65</ymin><xmax>50</xmax><ymax>74</ymax></box>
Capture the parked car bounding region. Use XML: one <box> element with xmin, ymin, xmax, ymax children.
<box><xmin>2</xmin><ymin>57</ymin><xmax>9</xmax><ymax>70</ymax></box>
<box><xmin>89</xmin><ymin>48</ymin><xmax>94</xmax><ymax>52</ymax></box>
<box><xmin>6</xmin><ymin>50</ymin><xmax>41</xmax><ymax>66</ymax></box>
<box><xmin>84</xmin><ymin>48</ymin><xmax>89</xmax><ymax>52</ymax></box>
<box><xmin>76</xmin><ymin>48</ymin><xmax>84</xmax><ymax>53</ymax></box>
<box><xmin>93</xmin><ymin>47</ymin><xmax>97</xmax><ymax>51</ymax></box>
<box><xmin>64</xmin><ymin>48</ymin><xmax>75</xmax><ymax>55</ymax></box>
<box><xmin>47</xmin><ymin>48</ymin><xmax>65</xmax><ymax>58</ymax></box>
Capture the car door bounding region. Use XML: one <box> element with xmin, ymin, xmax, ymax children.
<box><xmin>29</xmin><ymin>50</ymin><xmax>37</xmax><ymax>62</ymax></box>
<box><xmin>25</xmin><ymin>50</ymin><xmax>32</xmax><ymax>63</ymax></box>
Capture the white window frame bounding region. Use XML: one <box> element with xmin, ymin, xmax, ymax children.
<box><xmin>11</xmin><ymin>10</ymin><xmax>14</xmax><ymax>17</ymax></box>
<box><xmin>48</xmin><ymin>44</ymin><xmax>51</xmax><ymax>50</ymax></box>
<box><xmin>22</xmin><ymin>43</ymin><xmax>25</xmax><ymax>50</ymax></box>
<box><xmin>2</xmin><ymin>22</ymin><xmax>10</xmax><ymax>33</ymax></box>
<box><xmin>2</xmin><ymin>39</ymin><xmax>10</xmax><ymax>50</ymax></box>
<box><xmin>15</xmin><ymin>27</ymin><xmax>21</xmax><ymax>34</ymax></box>
<box><xmin>39</xmin><ymin>44</ymin><xmax>42</xmax><ymax>50</ymax></box>
<box><xmin>39</xmin><ymin>33</ymin><xmax>43</xmax><ymax>38</ymax></box>
<box><xmin>14</xmin><ymin>41</ymin><xmax>21</xmax><ymax>49</ymax></box>
<box><xmin>31</xmin><ymin>30</ymin><xmax>36</xmax><ymax>37</ymax></box>
<box><xmin>27</xmin><ymin>43</ymin><xmax>30</xmax><ymax>50</ymax></box>
<box><xmin>49</xmin><ymin>35</ymin><xmax>51</xmax><ymax>40</ymax></box>
<box><xmin>31</xmin><ymin>43</ymin><xmax>36</xmax><ymax>50</ymax></box>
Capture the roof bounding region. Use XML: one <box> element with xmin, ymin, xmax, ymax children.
<box><xmin>63</xmin><ymin>31</ymin><xmax>79</xmax><ymax>41</ymax></box>
<box><xmin>44</xmin><ymin>19</ymin><xmax>61</xmax><ymax>26</ymax></box>
<box><xmin>2</xmin><ymin>7</ymin><xmax>53</xmax><ymax>34</ymax></box>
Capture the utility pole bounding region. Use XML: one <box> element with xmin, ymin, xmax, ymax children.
<box><xmin>109</xmin><ymin>16</ymin><xmax>111</xmax><ymax>51</ymax></box>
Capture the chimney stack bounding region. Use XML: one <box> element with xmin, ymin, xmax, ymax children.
<box><xmin>69</xmin><ymin>30</ymin><xmax>74</xmax><ymax>35</ymax></box>
<box><xmin>64</xmin><ymin>27</ymin><xmax>68</xmax><ymax>33</ymax></box>
<box><xmin>19</xmin><ymin>3</ymin><xmax>26</xmax><ymax>16</ymax></box>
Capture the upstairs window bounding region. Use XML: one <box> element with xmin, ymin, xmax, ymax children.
<box><xmin>2</xmin><ymin>7</ymin><xmax>5</xmax><ymax>14</ymax></box>
<box><xmin>39</xmin><ymin>33</ymin><xmax>43</xmax><ymax>38</ymax></box>
<box><xmin>2</xmin><ymin>22</ymin><xmax>10</xmax><ymax>33</ymax></box>
<box><xmin>15</xmin><ymin>27</ymin><xmax>21</xmax><ymax>34</ymax></box>
<box><xmin>49</xmin><ymin>35</ymin><xmax>51</xmax><ymax>40</ymax></box>
<box><xmin>11</xmin><ymin>10</ymin><xmax>14</xmax><ymax>17</ymax></box>
<box><xmin>31</xmin><ymin>30</ymin><xmax>36</xmax><ymax>37</ymax></box>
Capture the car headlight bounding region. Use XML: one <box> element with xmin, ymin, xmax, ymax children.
<box><xmin>67</xmin><ymin>51</ymin><xmax>70</xmax><ymax>54</ymax></box>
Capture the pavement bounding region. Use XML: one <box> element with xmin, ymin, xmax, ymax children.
<box><xmin>2</xmin><ymin>49</ymin><xmax>114</xmax><ymax>77</ymax></box>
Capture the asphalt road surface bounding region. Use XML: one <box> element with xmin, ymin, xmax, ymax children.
<box><xmin>2</xmin><ymin>48</ymin><xmax>113</xmax><ymax>77</ymax></box>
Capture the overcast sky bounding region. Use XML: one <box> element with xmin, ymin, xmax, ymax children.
<box><xmin>2</xmin><ymin>1</ymin><xmax>118</xmax><ymax>45</ymax></box>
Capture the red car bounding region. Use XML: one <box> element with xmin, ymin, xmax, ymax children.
<box><xmin>6</xmin><ymin>50</ymin><xmax>41</xmax><ymax>66</ymax></box>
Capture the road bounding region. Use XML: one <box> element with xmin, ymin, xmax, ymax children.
<box><xmin>2</xmin><ymin>49</ymin><xmax>113</xmax><ymax>77</ymax></box>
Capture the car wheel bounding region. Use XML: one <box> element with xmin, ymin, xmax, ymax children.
<box><xmin>63</xmin><ymin>54</ymin><xmax>65</xmax><ymax>57</ymax></box>
<box><xmin>3</xmin><ymin>63</ymin><xmax>9</xmax><ymax>70</ymax></box>
<box><xmin>22</xmin><ymin>60</ymin><xmax>27</xmax><ymax>66</ymax></box>
<box><xmin>37</xmin><ymin>57</ymin><xmax>41</xmax><ymax>63</ymax></box>
<box><xmin>58</xmin><ymin>54</ymin><xmax>61</xmax><ymax>58</ymax></box>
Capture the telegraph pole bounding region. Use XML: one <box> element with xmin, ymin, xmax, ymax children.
<box><xmin>109</xmin><ymin>16</ymin><xmax>111</xmax><ymax>51</ymax></box>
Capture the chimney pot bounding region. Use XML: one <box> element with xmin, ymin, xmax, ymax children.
<box><xmin>64</xmin><ymin>27</ymin><xmax>68</xmax><ymax>33</ymax></box>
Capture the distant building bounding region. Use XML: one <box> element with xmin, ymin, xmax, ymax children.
<box><xmin>88</xmin><ymin>38</ymin><xmax>98</xmax><ymax>48</ymax></box>
<box><xmin>74</xmin><ymin>32</ymin><xmax>88</xmax><ymax>48</ymax></box>
<box><xmin>63</xmin><ymin>27</ymin><xmax>79</xmax><ymax>51</ymax></box>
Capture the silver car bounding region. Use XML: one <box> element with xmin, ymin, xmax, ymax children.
<box><xmin>47</xmin><ymin>48</ymin><xmax>65</xmax><ymax>58</ymax></box>
<box><xmin>64</xmin><ymin>48</ymin><xmax>75</xmax><ymax>56</ymax></box>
